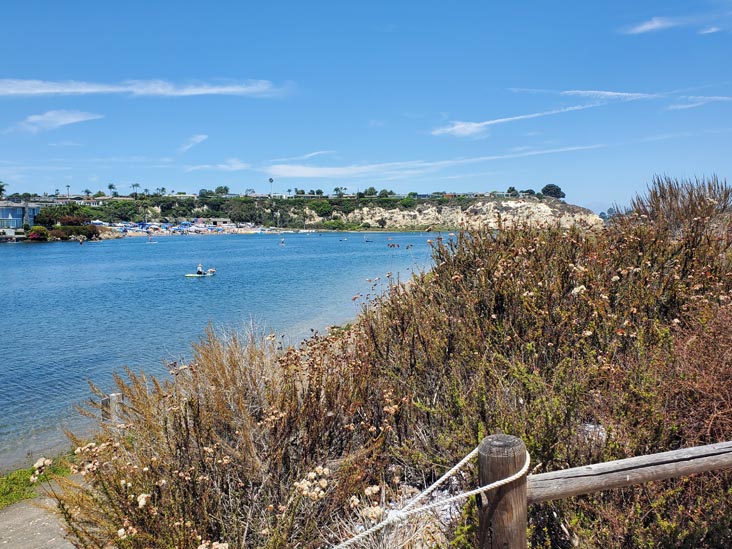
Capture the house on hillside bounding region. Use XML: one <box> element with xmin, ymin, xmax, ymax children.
<box><xmin>0</xmin><ymin>201</ymin><xmax>42</xmax><ymax>230</ymax></box>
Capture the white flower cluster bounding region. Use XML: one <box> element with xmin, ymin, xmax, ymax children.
<box><xmin>197</xmin><ymin>542</ymin><xmax>229</xmax><ymax>549</ymax></box>
<box><xmin>359</xmin><ymin>484</ymin><xmax>384</xmax><ymax>523</ymax></box>
<box><xmin>293</xmin><ymin>466</ymin><xmax>330</xmax><ymax>501</ymax></box>
<box><xmin>29</xmin><ymin>457</ymin><xmax>52</xmax><ymax>483</ymax></box>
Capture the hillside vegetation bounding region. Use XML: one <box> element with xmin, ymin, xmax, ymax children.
<box><xmin>53</xmin><ymin>176</ymin><xmax>732</xmax><ymax>547</ymax></box>
<box><xmin>29</xmin><ymin>192</ymin><xmax>599</xmax><ymax>231</ymax></box>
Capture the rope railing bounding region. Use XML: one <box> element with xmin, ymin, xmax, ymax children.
<box><xmin>334</xmin><ymin>447</ymin><xmax>531</xmax><ymax>548</ymax></box>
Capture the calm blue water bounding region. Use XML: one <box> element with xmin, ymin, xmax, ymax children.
<box><xmin>0</xmin><ymin>232</ymin><xmax>433</xmax><ymax>471</ymax></box>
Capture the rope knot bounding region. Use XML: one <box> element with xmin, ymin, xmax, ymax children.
<box><xmin>385</xmin><ymin>510</ymin><xmax>408</xmax><ymax>524</ymax></box>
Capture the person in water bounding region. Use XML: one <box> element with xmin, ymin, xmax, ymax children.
<box><xmin>196</xmin><ymin>263</ymin><xmax>204</xmax><ymax>275</ymax></box>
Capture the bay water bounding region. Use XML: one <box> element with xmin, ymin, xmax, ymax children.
<box><xmin>0</xmin><ymin>232</ymin><xmax>433</xmax><ymax>471</ymax></box>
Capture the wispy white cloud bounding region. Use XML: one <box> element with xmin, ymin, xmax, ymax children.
<box><xmin>265</xmin><ymin>144</ymin><xmax>606</xmax><ymax>179</ymax></box>
<box><xmin>667</xmin><ymin>95</ymin><xmax>732</xmax><ymax>110</ymax></box>
<box><xmin>639</xmin><ymin>131</ymin><xmax>693</xmax><ymax>142</ymax></box>
<box><xmin>73</xmin><ymin>155</ymin><xmax>174</xmax><ymax>164</ymax></box>
<box><xmin>560</xmin><ymin>90</ymin><xmax>660</xmax><ymax>101</ymax></box>
<box><xmin>271</xmin><ymin>150</ymin><xmax>335</xmax><ymax>162</ymax></box>
<box><xmin>687</xmin><ymin>95</ymin><xmax>732</xmax><ymax>103</ymax></box>
<box><xmin>621</xmin><ymin>13</ymin><xmax>732</xmax><ymax>35</ymax></box>
<box><xmin>178</xmin><ymin>134</ymin><xmax>208</xmax><ymax>153</ymax></box>
<box><xmin>11</xmin><ymin>110</ymin><xmax>103</xmax><ymax>133</ymax></box>
<box><xmin>184</xmin><ymin>158</ymin><xmax>250</xmax><ymax>172</ymax></box>
<box><xmin>431</xmin><ymin>104</ymin><xmax>600</xmax><ymax>138</ymax></box>
<box><xmin>0</xmin><ymin>78</ymin><xmax>286</xmax><ymax>98</ymax></box>
<box><xmin>48</xmin><ymin>140</ymin><xmax>82</xmax><ymax>147</ymax></box>
<box><xmin>623</xmin><ymin>16</ymin><xmax>680</xmax><ymax>34</ymax></box>
<box><xmin>513</xmin><ymin>87</ymin><xmax>662</xmax><ymax>101</ymax></box>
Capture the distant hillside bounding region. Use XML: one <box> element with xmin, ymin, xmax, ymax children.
<box><xmin>321</xmin><ymin>196</ymin><xmax>602</xmax><ymax>230</ymax></box>
<box><xmin>27</xmin><ymin>193</ymin><xmax>602</xmax><ymax>230</ymax></box>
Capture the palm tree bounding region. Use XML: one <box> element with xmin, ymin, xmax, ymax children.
<box><xmin>0</xmin><ymin>181</ymin><xmax>6</xmax><ymax>199</ymax></box>
<box><xmin>83</xmin><ymin>188</ymin><xmax>92</xmax><ymax>198</ymax></box>
<box><xmin>160</xmin><ymin>187</ymin><xmax>167</xmax><ymax>196</ymax></box>
<box><xmin>131</xmin><ymin>183</ymin><xmax>140</xmax><ymax>198</ymax></box>
<box><xmin>66</xmin><ymin>184</ymin><xmax>70</xmax><ymax>197</ymax></box>
<box><xmin>144</xmin><ymin>188</ymin><xmax>150</xmax><ymax>196</ymax></box>
<box><xmin>108</xmin><ymin>183</ymin><xmax>116</xmax><ymax>193</ymax></box>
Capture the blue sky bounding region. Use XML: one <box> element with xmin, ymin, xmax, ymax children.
<box><xmin>1</xmin><ymin>1</ymin><xmax>730</xmax><ymax>212</ymax></box>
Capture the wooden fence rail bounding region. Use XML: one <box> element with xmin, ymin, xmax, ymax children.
<box><xmin>478</xmin><ymin>435</ymin><xmax>732</xmax><ymax>548</ymax></box>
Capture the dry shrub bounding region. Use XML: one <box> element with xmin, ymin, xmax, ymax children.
<box><xmin>54</xmin><ymin>329</ymin><xmax>395</xmax><ymax>548</ymax></box>
<box><xmin>52</xmin><ymin>176</ymin><xmax>732</xmax><ymax>547</ymax></box>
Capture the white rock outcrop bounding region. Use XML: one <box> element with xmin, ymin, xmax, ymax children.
<box><xmin>306</xmin><ymin>198</ymin><xmax>602</xmax><ymax>230</ymax></box>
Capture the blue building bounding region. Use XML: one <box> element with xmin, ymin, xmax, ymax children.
<box><xmin>0</xmin><ymin>201</ymin><xmax>42</xmax><ymax>229</ymax></box>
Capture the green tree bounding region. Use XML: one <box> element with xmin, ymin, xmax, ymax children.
<box><xmin>541</xmin><ymin>184</ymin><xmax>565</xmax><ymax>199</ymax></box>
<box><xmin>131</xmin><ymin>183</ymin><xmax>140</xmax><ymax>198</ymax></box>
<box><xmin>224</xmin><ymin>198</ymin><xmax>263</xmax><ymax>224</ymax></box>
<box><xmin>0</xmin><ymin>180</ymin><xmax>6</xmax><ymax>198</ymax></box>
<box><xmin>506</xmin><ymin>186</ymin><xmax>519</xmax><ymax>197</ymax></box>
<box><xmin>399</xmin><ymin>196</ymin><xmax>417</xmax><ymax>208</ymax></box>
<box><xmin>309</xmin><ymin>199</ymin><xmax>333</xmax><ymax>217</ymax></box>
<box><xmin>83</xmin><ymin>189</ymin><xmax>92</xmax><ymax>197</ymax></box>
<box><xmin>333</xmin><ymin>186</ymin><xmax>345</xmax><ymax>198</ymax></box>
<box><xmin>215</xmin><ymin>186</ymin><xmax>229</xmax><ymax>195</ymax></box>
<box><xmin>364</xmin><ymin>186</ymin><xmax>378</xmax><ymax>196</ymax></box>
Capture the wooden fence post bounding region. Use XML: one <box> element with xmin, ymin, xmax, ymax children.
<box><xmin>101</xmin><ymin>392</ymin><xmax>123</xmax><ymax>423</ymax></box>
<box><xmin>478</xmin><ymin>434</ymin><xmax>528</xmax><ymax>548</ymax></box>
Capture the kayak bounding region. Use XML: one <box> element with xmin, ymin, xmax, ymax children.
<box><xmin>184</xmin><ymin>272</ymin><xmax>216</xmax><ymax>277</ymax></box>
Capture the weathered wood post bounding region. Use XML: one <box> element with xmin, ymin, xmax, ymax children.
<box><xmin>478</xmin><ymin>434</ymin><xmax>528</xmax><ymax>548</ymax></box>
<box><xmin>101</xmin><ymin>393</ymin><xmax>123</xmax><ymax>423</ymax></box>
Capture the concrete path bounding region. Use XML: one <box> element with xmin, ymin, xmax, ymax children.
<box><xmin>0</xmin><ymin>493</ymin><xmax>73</xmax><ymax>549</ymax></box>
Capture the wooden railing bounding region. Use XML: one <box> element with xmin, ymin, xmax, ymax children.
<box><xmin>477</xmin><ymin>434</ymin><xmax>732</xmax><ymax>548</ymax></box>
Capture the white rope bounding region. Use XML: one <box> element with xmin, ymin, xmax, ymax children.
<box><xmin>333</xmin><ymin>449</ymin><xmax>531</xmax><ymax>549</ymax></box>
<box><xmin>401</xmin><ymin>446</ymin><xmax>479</xmax><ymax>512</ymax></box>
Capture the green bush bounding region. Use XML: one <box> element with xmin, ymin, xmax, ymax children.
<box><xmin>27</xmin><ymin>225</ymin><xmax>49</xmax><ymax>241</ymax></box>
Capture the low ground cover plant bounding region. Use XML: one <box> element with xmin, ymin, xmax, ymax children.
<box><xmin>52</xmin><ymin>176</ymin><xmax>732</xmax><ymax>547</ymax></box>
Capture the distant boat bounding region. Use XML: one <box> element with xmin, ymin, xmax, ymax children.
<box><xmin>185</xmin><ymin>268</ymin><xmax>216</xmax><ymax>278</ymax></box>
